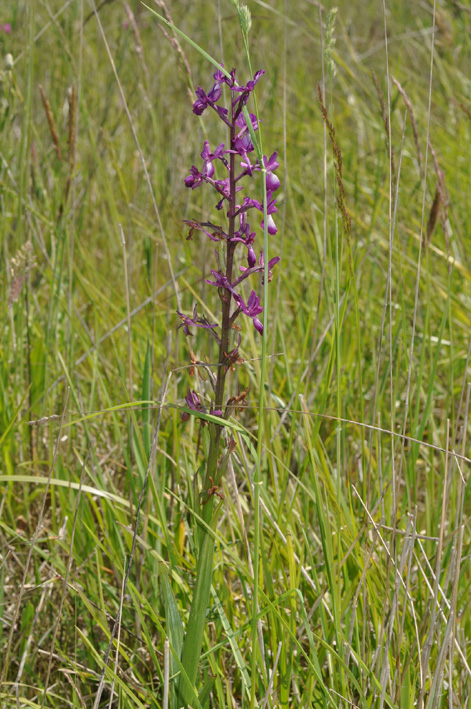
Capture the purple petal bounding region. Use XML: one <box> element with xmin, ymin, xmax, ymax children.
<box><xmin>253</xmin><ymin>317</ymin><xmax>264</xmax><ymax>335</ymax></box>
<box><xmin>266</xmin><ymin>171</ymin><xmax>280</xmax><ymax>192</ymax></box>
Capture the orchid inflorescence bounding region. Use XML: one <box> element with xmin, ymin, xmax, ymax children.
<box><xmin>178</xmin><ymin>66</ymin><xmax>280</xmax><ymax>422</ymax></box>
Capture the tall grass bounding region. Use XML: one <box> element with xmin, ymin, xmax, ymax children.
<box><xmin>1</xmin><ymin>0</ymin><xmax>471</xmax><ymax>706</ymax></box>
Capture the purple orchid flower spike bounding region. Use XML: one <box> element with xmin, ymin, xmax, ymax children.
<box><xmin>177</xmin><ymin>64</ymin><xmax>281</xmax><ymax>704</ymax></box>
<box><xmin>234</xmin><ymin>290</ymin><xmax>264</xmax><ymax>335</ymax></box>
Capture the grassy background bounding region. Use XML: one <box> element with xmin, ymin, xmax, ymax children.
<box><xmin>1</xmin><ymin>0</ymin><xmax>471</xmax><ymax>706</ymax></box>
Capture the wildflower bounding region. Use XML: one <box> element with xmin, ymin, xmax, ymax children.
<box><xmin>233</xmin><ymin>112</ymin><xmax>259</xmax><ymax>157</ymax></box>
<box><xmin>231</xmin><ymin>215</ymin><xmax>257</xmax><ymax>267</ymax></box>
<box><xmin>234</xmin><ymin>290</ymin><xmax>264</xmax><ymax>334</ymax></box>
<box><xmin>177</xmin><ymin>303</ymin><xmax>219</xmax><ymax>337</ymax></box>
<box><xmin>176</xmin><ymin>63</ymin><xmax>280</xmax><ymax>706</ymax></box>
<box><xmin>185</xmin><ymin>165</ymin><xmax>203</xmax><ymax>189</ymax></box>
<box><xmin>236</xmin><ymin>252</ymin><xmax>280</xmax><ymax>285</ymax></box>
<box><xmin>230</xmin><ymin>70</ymin><xmax>265</xmax><ymax>118</ymax></box>
<box><xmin>193</xmin><ymin>76</ymin><xmax>229</xmax><ymax>123</ymax></box>
<box><xmin>181</xmin><ymin>389</ymin><xmax>204</xmax><ymax>422</ymax></box>
<box><xmin>200</xmin><ymin>141</ymin><xmax>226</xmax><ymax>178</ymax></box>
<box><xmin>205</xmin><ymin>270</ymin><xmax>236</xmax><ymax>294</ymax></box>
<box><xmin>261</xmin><ymin>152</ymin><xmax>281</xmax><ymax>191</ymax></box>
<box><xmin>255</xmin><ymin>192</ymin><xmax>278</xmax><ymax>235</ymax></box>
<box><xmin>193</xmin><ymin>84</ymin><xmax>221</xmax><ymax>115</ymax></box>
<box><xmin>0</xmin><ymin>23</ymin><xmax>12</xmax><ymax>34</ymax></box>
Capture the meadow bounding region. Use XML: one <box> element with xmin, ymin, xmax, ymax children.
<box><xmin>1</xmin><ymin>0</ymin><xmax>471</xmax><ymax>706</ymax></box>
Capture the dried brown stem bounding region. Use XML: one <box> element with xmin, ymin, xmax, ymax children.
<box><xmin>38</xmin><ymin>84</ymin><xmax>62</xmax><ymax>161</ymax></box>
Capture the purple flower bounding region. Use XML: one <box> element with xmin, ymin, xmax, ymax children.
<box><xmin>200</xmin><ymin>141</ymin><xmax>226</xmax><ymax>178</ymax></box>
<box><xmin>192</xmin><ymin>77</ymin><xmax>229</xmax><ymax>123</ymax></box>
<box><xmin>181</xmin><ymin>389</ymin><xmax>204</xmax><ymax>422</ymax></box>
<box><xmin>231</xmin><ymin>215</ymin><xmax>257</xmax><ymax>266</ymax></box>
<box><xmin>177</xmin><ymin>303</ymin><xmax>218</xmax><ymax>337</ymax></box>
<box><xmin>236</xmin><ymin>252</ymin><xmax>280</xmax><ymax>285</ymax></box>
<box><xmin>231</xmin><ymin>70</ymin><xmax>265</xmax><ymax>118</ymax></box>
<box><xmin>244</xmin><ymin>152</ymin><xmax>279</xmax><ymax>192</ymax></box>
<box><xmin>234</xmin><ymin>290</ymin><xmax>264</xmax><ymax>334</ymax></box>
<box><xmin>262</xmin><ymin>152</ymin><xmax>280</xmax><ymax>191</ymax></box>
<box><xmin>193</xmin><ymin>82</ymin><xmax>221</xmax><ymax>115</ymax></box>
<box><xmin>263</xmin><ymin>214</ymin><xmax>278</xmax><ymax>235</ymax></box>
<box><xmin>232</xmin><ymin>113</ymin><xmax>259</xmax><ymax>156</ymax></box>
<box><xmin>213</xmin><ymin>66</ymin><xmax>227</xmax><ymax>83</ymax></box>
<box><xmin>185</xmin><ymin>389</ymin><xmax>203</xmax><ymax>411</ymax></box>
<box><xmin>0</xmin><ymin>23</ymin><xmax>12</xmax><ymax>34</ymax></box>
<box><xmin>185</xmin><ymin>165</ymin><xmax>203</xmax><ymax>189</ymax></box>
<box><xmin>239</xmin><ymin>154</ymin><xmax>256</xmax><ymax>178</ymax></box>
<box><xmin>263</xmin><ymin>152</ymin><xmax>279</xmax><ymax>172</ymax></box>
<box><xmin>213</xmin><ymin>178</ymin><xmax>243</xmax><ymax>210</ymax></box>
<box><xmin>254</xmin><ymin>192</ymin><xmax>278</xmax><ymax>235</ymax></box>
<box><xmin>236</xmin><ymin>112</ymin><xmax>259</xmax><ymax>132</ymax></box>
<box><xmin>266</xmin><ymin>171</ymin><xmax>280</xmax><ymax>192</ymax></box>
<box><xmin>205</xmin><ymin>270</ymin><xmax>236</xmax><ymax>293</ymax></box>
<box><xmin>233</xmin><ymin>196</ymin><xmax>262</xmax><ymax>218</ymax></box>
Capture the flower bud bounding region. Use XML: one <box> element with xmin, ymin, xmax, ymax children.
<box><xmin>5</xmin><ymin>53</ymin><xmax>14</xmax><ymax>70</ymax></box>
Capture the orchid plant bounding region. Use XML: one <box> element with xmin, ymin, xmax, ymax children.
<box><xmin>176</xmin><ymin>65</ymin><xmax>280</xmax><ymax>704</ymax></box>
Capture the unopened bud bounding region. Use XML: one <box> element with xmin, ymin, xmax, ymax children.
<box><xmin>5</xmin><ymin>53</ymin><xmax>14</xmax><ymax>70</ymax></box>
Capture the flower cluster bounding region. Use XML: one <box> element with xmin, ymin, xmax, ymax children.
<box><xmin>180</xmin><ymin>66</ymin><xmax>280</xmax><ymax>420</ymax></box>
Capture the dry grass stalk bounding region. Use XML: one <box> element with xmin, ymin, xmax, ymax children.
<box><xmin>38</xmin><ymin>84</ymin><xmax>62</xmax><ymax>161</ymax></box>
<box><xmin>67</xmin><ymin>84</ymin><xmax>76</xmax><ymax>171</ymax></box>
<box><xmin>152</xmin><ymin>0</ymin><xmax>194</xmax><ymax>103</ymax></box>
<box><xmin>60</xmin><ymin>83</ymin><xmax>77</xmax><ymax>216</ymax></box>
<box><xmin>455</xmin><ymin>99</ymin><xmax>471</xmax><ymax>119</ymax></box>
<box><xmin>372</xmin><ymin>72</ymin><xmax>396</xmax><ymax>193</ymax></box>
<box><xmin>123</xmin><ymin>2</ymin><xmax>150</xmax><ymax>84</ymax></box>
<box><xmin>317</xmin><ymin>85</ymin><xmax>353</xmax><ymax>274</ymax></box>
<box><xmin>428</xmin><ymin>140</ymin><xmax>450</xmax><ymax>254</ymax></box>
<box><xmin>392</xmin><ymin>76</ymin><xmax>424</xmax><ymax>179</ymax></box>
<box><xmin>424</xmin><ymin>185</ymin><xmax>442</xmax><ymax>247</ymax></box>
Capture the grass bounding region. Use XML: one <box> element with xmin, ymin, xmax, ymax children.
<box><xmin>1</xmin><ymin>0</ymin><xmax>471</xmax><ymax>706</ymax></box>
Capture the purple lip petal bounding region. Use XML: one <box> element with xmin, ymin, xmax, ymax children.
<box><xmin>266</xmin><ymin>171</ymin><xmax>280</xmax><ymax>192</ymax></box>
